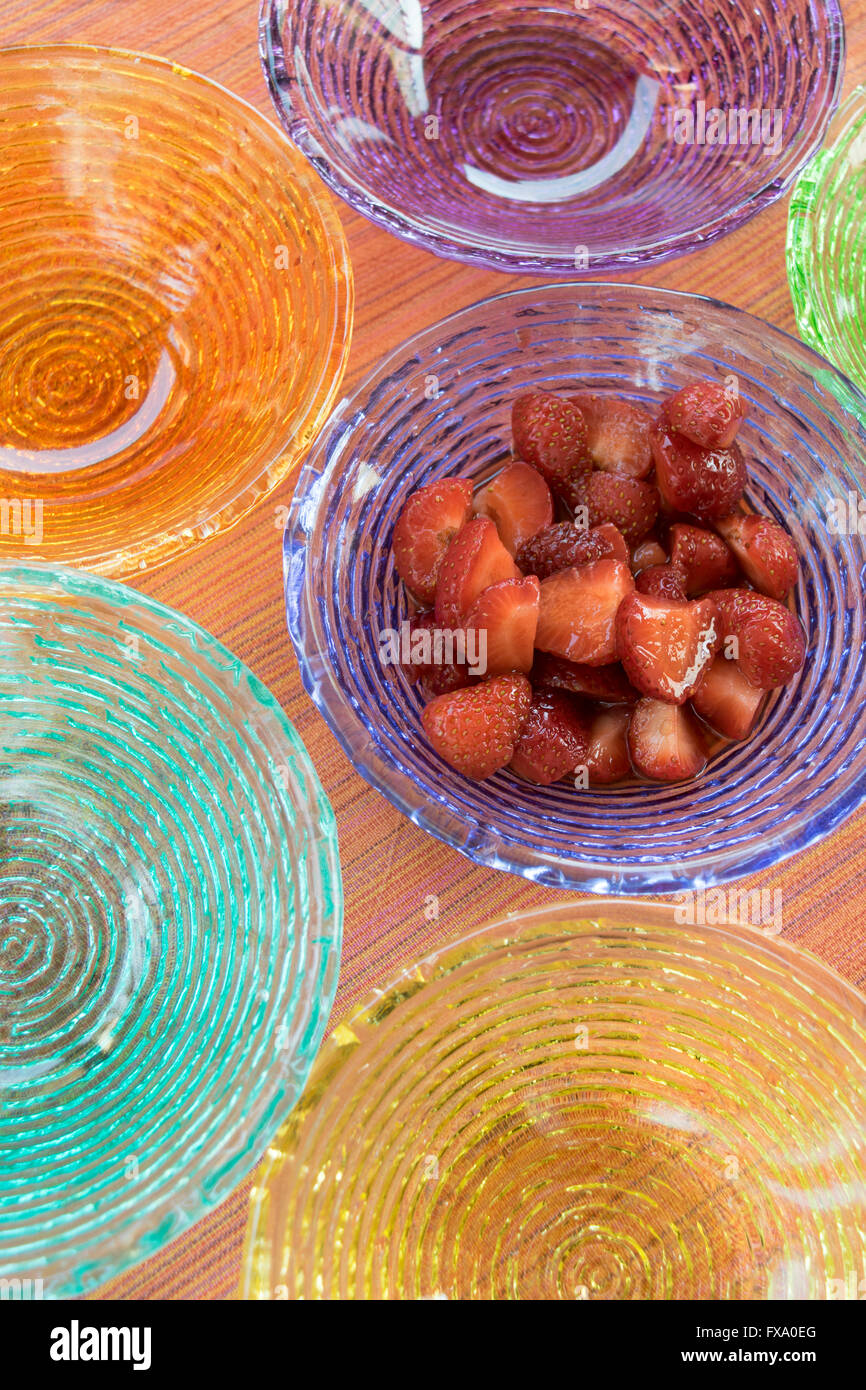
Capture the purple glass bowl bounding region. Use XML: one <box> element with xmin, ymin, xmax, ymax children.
<box><xmin>284</xmin><ymin>284</ymin><xmax>866</xmax><ymax>895</ymax></box>
<box><xmin>260</xmin><ymin>0</ymin><xmax>844</xmax><ymax>274</ymax></box>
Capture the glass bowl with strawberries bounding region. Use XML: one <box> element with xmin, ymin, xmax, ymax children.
<box><xmin>285</xmin><ymin>284</ymin><xmax>866</xmax><ymax>893</ymax></box>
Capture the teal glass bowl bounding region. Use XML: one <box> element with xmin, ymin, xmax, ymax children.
<box><xmin>0</xmin><ymin>565</ymin><xmax>342</xmax><ymax>1298</ymax></box>
<box><xmin>787</xmin><ymin>85</ymin><xmax>866</xmax><ymax>394</ymax></box>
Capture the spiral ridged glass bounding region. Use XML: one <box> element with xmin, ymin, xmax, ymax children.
<box><xmin>788</xmin><ymin>85</ymin><xmax>866</xmax><ymax>398</ymax></box>
<box><xmin>241</xmin><ymin>899</ymin><xmax>866</xmax><ymax>1301</ymax></box>
<box><xmin>0</xmin><ymin>565</ymin><xmax>342</xmax><ymax>1298</ymax></box>
<box><xmin>0</xmin><ymin>45</ymin><xmax>352</xmax><ymax>577</ymax></box>
<box><xmin>285</xmin><ymin>283</ymin><xmax>866</xmax><ymax>894</ymax></box>
<box><xmin>261</xmin><ymin>0</ymin><xmax>844</xmax><ymax>273</ymax></box>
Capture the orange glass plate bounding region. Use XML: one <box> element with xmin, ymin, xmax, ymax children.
<box><xmin>241</xmin><ymin>899</ymin><xmax>866</xmax><ymax>1300</ymax></box>
<box><xmin>0</xmin><ymin>45</ymin><xmax>353</xmax><ymax>576</ymax></box>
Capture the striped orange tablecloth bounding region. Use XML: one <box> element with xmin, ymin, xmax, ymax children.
<box><xmin>5</xmin><ymin>0</ymin><xmax>865</xmax><ymax>1301</ymax></box>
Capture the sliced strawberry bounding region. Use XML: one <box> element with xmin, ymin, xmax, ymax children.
<box><xmin>509</xmin><ymin>689</ymin><xmax>591</xmax><ymax>785</ymax></box>
<box><xmin>511</xmin><ymin>391</ymin><xmax>591</xmax><ymax>489</ymax></box>
<box><xmin>434</xmin><ymin>516</ymin><xmax>521</xmax><ymax>627</ymax></box>
<box><xmin>576</xmin><ymin>472</ymin><xmax>660</xmax><ymax>545</ymax></box>
<box><xmin>515</xmin><ymin>520</ymin><xmax>627</xmax><ymax>578</ymax></box>
<box><xmin>569</xmin><ymin>392</ymin><xmax>654</xmax><ymax>479</ymax></box>
<box><xmin>586</xmin><ymin>705</ymin><xmax>632</xmax><ymax>784</ymax></box>
<box><xmin>398</xmin><ymin>612</ymin><xmax>474</xmax><ymax>696</ymax></box>
<box><xmin>392</xmin><ymin>477</ymin><xmax>473</xmax><ymax>603</ymax></box>
<box><xmin>464</xmin><ymin>575</ymin><xmax>540</xmax><ymax>677</ymax></box>
<box><xmin>705</xmin><ymin>588</ymin><xmax>807</xmax><ymax>690</ymax></box>
<box><xmin>712</xmin><ymin>514</ymin><xmax>798</xmax><ymax>601</ymax></box>
<box><xmin>630</xmin><ymin>539</ymin><xmax>667</xmax><ymax>574</ymax></box>
<box><xmin>535</xmin><ymin>558</ymin><xmax>634</xmax><ymax>666</ymax></box>
<box><xmin>531</xmin><ymin>652</ymin><xmax>639</xmax><ymax>702</ymax></box>
<box><xmin>421</xmin><ymin>673</ymin><xmax>532</xmax><ymax>780</ymax></box>
<box><xmin>473</xmin><ymin>461</ymin><xmax>553</xmax><ymax>557</ymax></box>
<box><xmin>616</xmin><ymin>592</ymin><xmax>720</xmax><ymax>703</ymax></box>
<box><xmin>669</xmin><ymin>523</ymin><xmax>739</xmax><ymax>595</ymax></box>
<box><xmin>691</xmin><ymin>656</ymin><xmax>765</xmax><ymax>740</ymax></box>
<box><xmin>628</xmin><ymin>699</ymin><xmax>707</xmax><ymax>782</ymax></box>
<box><xmin>635</xmin><ymin>564</ymin><xmax>687</xmax><ymax>600</ymax></box>
<box><xmin>662</xmin><ymin>381</ymin><xmax>746</xmax><ymax>450</ymax></box>
<box><xmin>650</xmin><ymin>419</ymin><xmax>746</xmax><ymax>522</ymax></box>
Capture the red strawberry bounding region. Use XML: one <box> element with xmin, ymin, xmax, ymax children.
<box><xmin>628</xmin><ymin>699</ymin><xmax>707</xmax><ymax>782</ymax></box>
<box><xmin>705</xmin><ymin>589</ymin><xmax>807</xmax><ymax>689</ymax></box>
<box><xmin>464</xmin><ymin>575</ymin><xmax>540</xmax><ymax>677</ymax></box>
<box><xmin>586</xmin><ymin>705</ymin><xmax>632</xmax><ymax>784</ymax></box>
<box><xmin>691</xmin><ymin>656</ymin><xmax>766</xmax><ymax>740</ymax></box>
<box><xmin>515</xmin><ymin>520</ymin><xmax>627</xmax><ymax>579</ymax></box>
<box><xmin>531</xmin><ymin>652</ymin><xmax>639</xmax><ymax>703</ymax></box>
<box><xmin>511</xmin><ymin>391</ymin><xmax>591</xmax><ymax>489</ymax></box>
<box><xmin>712</xmin><ymin>514</ymin><xmax>799</xmax><ymax>601</ymax></box>
<box><xmin>650</xmin><ymin>419</ymin><xmax>746</xmax><ymax>521</ymax></box>
<box><xmin>635</xmin><ymin>564</ymin><xmax>687</xmax><ymax>600</ymax></box>
<box><xmin>662</xmin><ymin>381</ymin><xmax>745</xmax><ymax>449</ymax></box>
<box><xmin>473</xmin><ymin>461</ymin><xmax>553</xmax><ymax>557</ymax></box>
<box><xmin>434</xmin><ymin>516</ymin><xmax>520</xmax><ymax>627</ymax></box>
<box><xmin>630</xmin><ymin>539</ymin><xmax>667</xmax><ymax>574</ymax></box>
<box><xmin>509</xmin><ymin>689</ymin><xmax>591</xmax><ymax>785</ymax></box>
<box><xmin>392</xmin><ymin>477</ymin><xmax>473</xmax><ymax>603</ymax></box>
<box><xmin>398</xmin><ymin>612</ymin><xmax>474</xmax><ymax>696</ymax></box>
<box><xmin>421</xmin><ymin>673</ymin><xmax>532</xmax><ymax>780</ymax></box>
<box><xmin>535</xmin><ymin>558</ymin><xmax>634</xmax><ymax>666</ymax></box>
<box><xmin>669</xmin><ymin>523</ymin><xmax>739</xmax><ymax>595</ymax></box>
<box><xmin>576</xmin><ymin>472</ymin><xmax>660</xmax><ymax>545</ymax></box>
<box><xmin>616</xmin><ymin>592</ymin><xmax>720</xmax><ymax>703</ymax></box>
<box><xmin>569</xmin><ymin>392</ymin><xmax>653</xmax><ymax>479</ymax></box>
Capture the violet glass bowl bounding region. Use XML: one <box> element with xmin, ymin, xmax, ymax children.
<box><xmin>284</xmin><ymin>283</ymin><xmax>866</xmax><ymax>895</ymax></box>
<box><xmin>260</xmin><ymin>0</ymin><xmax>844</xmax><ymax>274</ymax></box>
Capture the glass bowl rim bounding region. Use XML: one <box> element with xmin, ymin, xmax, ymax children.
<box><xmin>259</xmin><ymin>0</ymin><xmax>846</xmax><ymax>273</ymax></box>
<box><xmin>284</xmin><ymin>279</ymin><xmax>866</xmax><ymax>895</ymax></box>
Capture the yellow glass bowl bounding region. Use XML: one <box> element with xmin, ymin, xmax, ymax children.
<box><xmin>241</xmin><ymin>899</ymin><xmax>866</xmax><ymax>1300</ymax></box>
<box><xmin>0</xmin><ymin>45</ymin><xmax>352</xmax><ymax>576</ymax></box>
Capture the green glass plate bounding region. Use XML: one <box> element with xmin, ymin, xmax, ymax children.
<box><xmin>0</xmin><ymin>565</ymin><xmax>342</xmax><ymax>1298</ymax></box>
<box><xmin>787</xmin><ymin>85</ymin><xmax>866</xmax><ymax>400</ymax></box>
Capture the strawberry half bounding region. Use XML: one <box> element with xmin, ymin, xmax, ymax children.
<box><xmin>531</xmin><ymin>652</ymin><xmax>639</xmax><ymax>702</ymax></box>
<box><xmin>628</xmin><ymin>698</ymin><xmax>707</xmax><ymax>782</ymax></box>
<box><xmin>464</xmin><ymin>575</ymin><xmax>540</xmax><ymax>677</ymax></box>
<box><xmin>392</xmin><ymin>476</ymin><xmax>473</xmax><ymax>604</ymax></box>
<box><xmin>705</xmin><ymin>588</ymin><xmax>807</xmax><ymax>690</ymax></box>
<box><xmin>512</xmin><ymin>391</ymin><xmax>591</xmax><ymax>489</ymax></box>
<box><xmin>616</xmin><ymin>591</ymin><xmax>720</xmax><ymax>703</ymax></box>
<box><xmin>650</xmin><ymin>419</ymin><xmax>746</xmax><ymax>521</ymax></box>
<box><xmin>535</xmin><ymin>558</ymin><xmax>634</xmax><ymax>666</ymax></box>
<box><xmin>635</xmin><ymin>564</ymin><xmax>687</xmax><ymax>600</ymax></box>
<box><xmin>669</xmin><ymin>523</ymin><xmax>739</xmax><ymax>595</ymax></box>
<box><xmin>662</xmin><ymin>381</ymin><xmax>746</xmax><ymax>449</ymax></box>
<box><xmin>399</xmin><ymin>611</ymin><xmax>474</xmax><ymax>697</ymax></box>
<box><xmin>509</xmin><ymin>689</ymin><xmax>591</xmax><ymax>785</ymax></box>
<box><xmin>569</xmin><ymin>392</ymin><xmax>654</xmax><ymax>479</ymax></box>
<box><xmin>421</xmin><ymin>673</ymin><xmax>532</xmax><ymax>780</ymax></box>
<box><xmin>516</xmin><ymin>520</ymin><xmax>628</xmax><ymax>579</ymax></box>
<box><xmin>577</xmin><ymin>472</ymin><xmax>660</xmax><ymax>545</ymax></box>
<box><xmin>712</xmin><ymin>514</ymin><xmax>799</xmax><ymax>601</ymax></box>
<box><xmin>691</xmin><ymin>656</ymin><xmax>765</xmax><ymax>740</ymax></box>
<box><xmin>473</xmin><ymin>461</ymin><xmax>553</xmax><ymax>557</ymax></box>
<box><xmin>434</xmin><ymin>516</ymin><xmax>521</xmax><ymax>627</ymax></box>
<box><xmin>586</xmin><ymin>705</ymin><xmax>632</xmax><ymax>784</ymax></box>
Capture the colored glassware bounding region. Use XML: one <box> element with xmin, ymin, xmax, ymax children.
<box><xmin>0</xmin><ymin>45</ymin><xmax>353</xmax><ymax>576</ymax></box>
<box><xmin>285</xmin><ymin>283</ymin><xmax>866</xmax><ymax>894</ymax></box>
<box><xmin>0</xmin><ymin>565</ymin><xmax>342</xmax><ymax>1297</ymax></box>
<box><xmin>241</xmin><ymin>899</ymin><xmax>866</xmax><ymax>1300</ymax></box>
<box><xmin>261</xmin><ymin>0</ymin><xmax>844</xmax><ymax>273</ymax></box>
